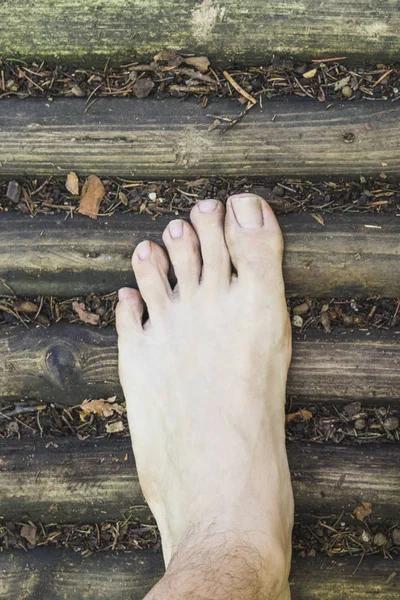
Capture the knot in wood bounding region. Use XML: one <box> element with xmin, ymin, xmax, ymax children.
<box><xmin>45</xmin><ymin>344</ymin><xmax>77</xmax><ymax>389</ymax></box>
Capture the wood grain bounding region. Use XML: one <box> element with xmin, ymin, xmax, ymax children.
<box><xmin>1</xmin><ymin>436</ymin><xmax>398</xmax><ymax>523</ymax></box>
<box><xmin>1</xmin><ymin>213</ymin><xmax>400</xmax><ymax>298</ymax></box>
<box><xmin>1</xmin><ymin>0</ymin><xmax>400</xmax><ymax>65</ymax></box>
<box><xmin>1</xmin><ymin>97</ymin><xmax>400</xmax><ymax>178</ymax></box>
<box><xmin>0</xmin><ymin>548</ymin><xmax>398</xmax><ymax>599</ymax></box>
<box><xmin>1</xmin><ymin>325</ymin><xmax>399</xmax><ymax>404</ymax></box>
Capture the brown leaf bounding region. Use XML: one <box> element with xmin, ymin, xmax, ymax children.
<box><xmin>132</xmin><ymin>78</ymin><xmax>155</xmax><ymax>99</ymax></box>
<box><xmin>72</xmin><ymin>301</ymin><xmax>100</xmax><ymax>325</ymax></box>
<box><xmin>78</xmin><ymin>175</ymin><xmax>105</xmax><ymax>219</ymax></box>
<box><xmin>20</xmin><ymin>524</ymin><xmax>37</xmax><ymax>546</ymax></box>
<box><xmin>353</xmin><ymin>501</ymin><xmax>372</xmax><ymax>522</ymax></box>
<box><xmin>106</xmin><ymin>420</ymin><xmax>125</xmax><ymax>434</ymax></box>
<box><xmin>320</xmin><ymin>310</ymin><xmax>331</xmax><ymax>333</ymax></box>
<box><xmin>14</xmin><ymin>300</ymin><xmax>39</xmax><ymax>313</ymax></box>
<box><xmin>66</xmin><ymin>172</ymin><xmax>80</xmax><ymax>195</ymax></box>
<box><xmin>286</xmin><ymin>409</ymin><xmax>313</xmax><ymax>423</ymax></box>
<box><xmin>80</xmin><ymin>397</ymin><xmax>125</xmax><ymax>419</ymax></box>
<box><xmin>184</xmin><ymin>56</ymin><xmax>210</xmax><ymax>73</ymax></box>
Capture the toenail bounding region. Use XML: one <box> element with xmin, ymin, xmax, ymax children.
<box><xmin>230</xmin><ymin>194</ymin><xmax>264</xmax><ymax>229</ymax></box>
<box><xmin>136</xmin><ymin>240</ymin><xmax>151</xmax><ymax>260</ymax></box>
<box><xmin>118</xmin><ymin>288</ymin><xmax>127</xmax><ymax>301</ymax></box>
<box><xmin>198</xmin><ymin>199</ymin><xmax>218</xmax><ymax>213</ymax></box>
<box><xmin>169</xmin><ymin>219</ymin><xmax>184</xmax><ymax>239</ymax></box>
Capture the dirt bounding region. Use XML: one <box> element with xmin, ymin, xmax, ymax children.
<box><xmin>1</xmin><ymin>176</ymin><xmax>400</xmax><ymax>217</ymax></box>
<box><xmin>0</xmin><ymin>513</ymin><xmax>398</xmax><ymax>561</ymax></box>
<box><xmin>0</xmin><ymin>397</ymin><xmax>398</xmax><ymax>445</ymax></box>
<box><xmin>1</xmin><ymin>55</ymin><xmax>399</xmax><ymax>106</ymax></box>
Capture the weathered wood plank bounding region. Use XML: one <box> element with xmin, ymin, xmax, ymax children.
<box><xmin>1</xmin><ymin>0</ymin><xmax>400</xmax><ymax>65</ymax></box>
<box><xmin>1</xmin><ymin>437</ymin><xmax>399</xmax><ymax>523</ymax></box>
<box><xmin>0</xmin><ymin>549</ymin><xmax>398</xmax><ymax>600</ymax></box>
<box><xmin>1</xmin><ymin>213</ymin><xmax>400</xmax><ymax>298</ymax></box>
<box><xmin>1</xmin><ymin>97</ymin><xmax>400</xmax><ymax>178</ymax></box>
<box><xmin>1</xmin><ymin>325</ymin><xmax>399</xmax><ymax>404</ymax></box>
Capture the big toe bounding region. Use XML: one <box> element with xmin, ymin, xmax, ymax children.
<box><xmin>225</xmin><ymin>193</ymin><xmax>285</xmax><ymax>295</ymax></box>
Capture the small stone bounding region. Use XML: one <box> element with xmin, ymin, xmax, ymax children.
<box><xmin>354</xmin><ymin>418</ymin><xmax>366</xmax><ymax>430</ymax></box>
<box><xmin>350</xmin><ymin>299</ymin><xmax>359</xmax><ymax>312</ymax></box>
<box><xmin>293</xmin><ymin>302</ymin><xmax>310</xmax><ymax>316</ymax></box>
<box><xmin>342</xmin><ymin>85</ymin><xmax>353</xmax><ymax>98</ymax></box>
<box><xmin>95</xmin><ymin>306</ymin><xmax>106</xmax><ymax>317</ymax></box>
<box><xmin>272</xmin><ymin>185</ymin><xmax>285</xmax><ymax>197</ymax></box>
<box><xmin>292</xmin><ymin>315</ymin><xmax>303</xmax><ymax>328</ymax></box>
<box><xmin>132</xmin><ymin>78</ymin><xmax>155</xmax><ymax>99</ymax></box>
<box><xmin>392</xmin><ymin>528</ymin><xmax>400</xmax><ymax>546</ymax></box>
<box><xmin>383</xmin><ymin>416</ymin><xmax>399</xmax><ymax>431</ymax></box>
<box><xmin>373</xmin><ymin>532</ymin><xmax>387</xmax><ymax>547</ymax></box>
<box><xmin>148</xmin><ymin>192</ymin><xmax>157</xmax><ymax>201</ymax></box>
<box><xmin>6</xmin><ymin>180</ymin><xmax>22</xmax><ymax>203</ymax></box>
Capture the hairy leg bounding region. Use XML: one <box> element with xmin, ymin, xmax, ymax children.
<box><xmin>117</xmin><ymin>194</ymin><xmax>294</xmax><ymax>599</ymax></box>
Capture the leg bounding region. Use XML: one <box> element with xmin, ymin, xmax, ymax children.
<box><xmin>116</xmin><ymin>194</ymin><xmax>294</xmax><ymax>599</ymax></box>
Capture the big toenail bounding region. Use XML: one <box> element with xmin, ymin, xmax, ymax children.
<box><xmin>169</xmin><ymin>220</ymin><xmax>184</xmax><ymax>239</ymax></box>
<box><xmin>198</xmin><ymin>199</ymin><xmax>218</xmax><ymax>213</ymax></box>
<box><xmin>230</xmin><ymin>194</ymin><xmax>264</xmax><ymax>229</ymax></box>
<box><xmin>136</xmin><ymin>240</ymin><xmax>151</xmax><ymax>260</ymax></box>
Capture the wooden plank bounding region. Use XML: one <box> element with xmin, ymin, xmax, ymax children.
<box><xmin>1</xmin><ymin>0</ymin><xmax>400</xmax><ymax>65</ymax></box>
<box><xmin>1</xmin><ymin>436</ymin><xmax>399</xmax><ymax>523</ymax></box>
<box><xmin>1</xmin><ymin>97</ymin><xmax>400</xmax><ymax>178</ymax></box>
<box><xmin>0</xmin><ymin>549</ymin><xmax>398</xmax><ymax>600</ymax></box>
<box><xmin>1</xmin><ymin>325</ymin><xmax>399</xmax><ymax>405</ymax></box>
<box><xmin>1</xmin><ymin>213</ymin><xmax>400</xmax><ymax>298</ymax></box>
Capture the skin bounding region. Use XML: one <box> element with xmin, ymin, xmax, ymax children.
<box><xmin>116</xmin><ymin>194</ymin><xmax>294</xmax><ymax>599</ymax></box>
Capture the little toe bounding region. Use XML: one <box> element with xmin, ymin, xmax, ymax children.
<box><xmin>225</xmin><ymin>193</ymin><xmax>285</xmax><ymax>295</ymax></box>
<box><xmin>116</xmin><ymin>287</ymin><xmax>144</xmax><ymax>340</ymax></box>
<box><xmin>162</xmin><ymin>219</ymin><xmax>201</xmax><ymax>299</ymax></box>
<box><xmin>132</xmin><ymin>240</ymin><xmax>172</xmax><ymax>318</ymax></box>
<box><xmin>190</xmin><ymin>199</ymin><xmax>231</xmax><ymax>288</ymax></box>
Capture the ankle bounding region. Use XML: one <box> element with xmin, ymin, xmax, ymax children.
<box><xmin>149</xmin><ymin>527</ymin><xmax>290</xmax><ymax>600</ymax></box>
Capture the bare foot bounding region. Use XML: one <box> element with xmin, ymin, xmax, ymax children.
<box><xmin>116</xmin><ymin>194</ymin><xmax>294</xmax><ymax>597</ymax></box>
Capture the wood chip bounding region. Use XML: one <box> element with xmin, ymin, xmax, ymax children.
<box><xmin>106</xmin><ymin>420</ymin><xmax>125</xmax><ymax>434</ymax></box>
<box><xmin>222</xmin><ymin>71</ymin><xmax>257</xmax><ymax>104</ymax></box>
<box><xmin>286</xmin><ymin>409</ymin><xmax>313</xmax><ymax>423</ymax></box>
<box><xmin>14</xmin><ymin>300</ymin><xmax>39</xmax><ymax>313</ymax></box>
<box><xmin>20</xmin><ymin>524</ymin><xmax>37</xmax><ymax>546</ymax></box>
<box><xmin>303</xmin><ymin>68</ymin><xmax>317</xmax><ymax>79</ymax></box>
<box><xmin>78</xmin><ymin>175</ymin><xmax>105</xmax><ymax>219</ymax></box>
<box><xmin>66</xmin><ymin>172</ymin><xmax>80</xmax><ymax>195</ymax></box>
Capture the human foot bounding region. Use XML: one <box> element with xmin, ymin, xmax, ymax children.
<box><xmin>116</xmin><ymin>194</ymin><xmax>294</xmax><ymax>596</ymax></box>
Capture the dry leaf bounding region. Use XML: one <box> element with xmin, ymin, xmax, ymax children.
<box><xmin>78</xmin><ymin>175</ymin><xmax>105</xmax><ymax>219</ymax></box>
<box><xmin>286</xmin><ymin>409</ymin><xmax>313</xmax><ymax>423</ymax></box>
<box><xmin>80</xmin><ymin>397</ymin><xmax>125</xmax><ymax>419</ymax></box>
<box><xmin>353</xmin><ymin>501</ymin><xmax>372</xmax><ymax>522</ymax></box>
<box><xmin>153</xmin><ymin>51</ymin><xmax>183</xmax><ymax>67</ymax></box>
<box><xmin>72</xmin><ymin>301</ymin><xmax>100</xmax><ymax>325</ymax></box>
<box><xmin>303</xmin><ymin>68</ymin><xmax>317</xmax><ymax>79</ymax></box>
<box><xmin>14</xmin><ymin>300</ymin><xmax>39</xmax><ymax>313</ymax></box>
<box><xmin>20</xmin><ymin>524</ymin><xmax>37</xmax><ymax>546</ymax></box>
<box><xmin>66</xmin><ymin>172</ymin><xmax>80</xmax><ymax>195</ymax></box>
<box><xmin>132</xmin><ymin>78</ymin><xmax>155</xmax><ymax>99</ymax></box>
<box><xmin>320</xmin><ymin>310</ymin><xmax>331</xmax><ymax>333</ymax></box>
<box><xmin>184</xmin><ymin>56</ymin><xmax>210</xmax><ymax>73</ymax></box>
<box><xmin>106</xmin><ymin>420</ymin><xmax>125</xmax><ymax>434</ymax></box>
